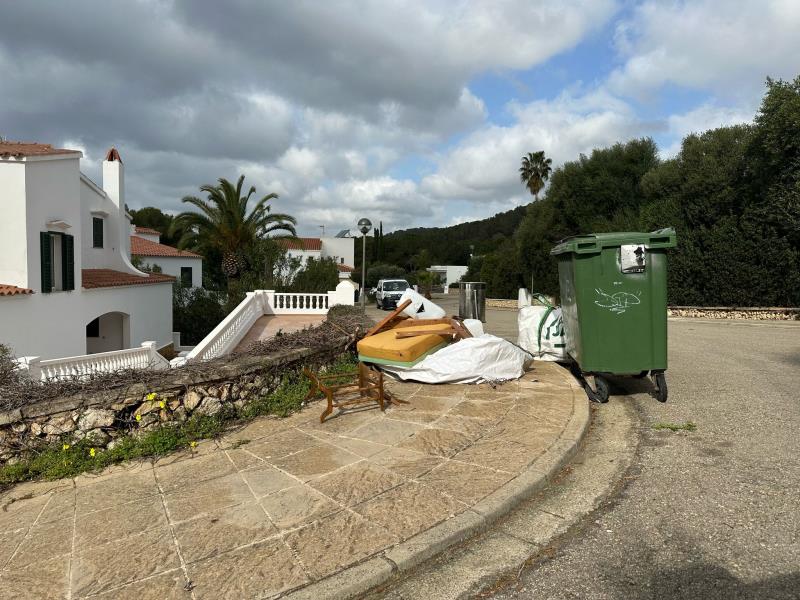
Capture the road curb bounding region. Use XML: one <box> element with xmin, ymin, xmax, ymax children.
<box><xmin>283</xmin><ymin>368</ymin><xmax>591</xmax><ymax>599</ymax></box>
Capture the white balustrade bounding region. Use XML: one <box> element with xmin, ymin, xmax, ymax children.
<box><xmin>182</xmin><ymin>292</ymin><xmax>262</xmax><ymax>363</ymax></box>
<box><xmin>271</xmin><ymin>292</ymin><xmax>330</xmax><ymax>314</ymax></box>
<box><xmin>17</xmin><ymin>341</ymin><xmax>170</xmax><ymax>382</ymax></box>
<box><xmin>177</xmin><ymin>283</ymin><xmax>356</xmax><ymax>364</ymax></box>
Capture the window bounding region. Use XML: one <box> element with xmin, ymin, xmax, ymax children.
<box><xmin>86</xmin><ymin>318</ymin><xmax>100</xmax><ymax>338</ymax></box>
<box><xmin>180</xmin><ymin>266</ymin><xmax>193</xmax><ymax>286</ymax></box>
<box><xmin>92</xmin><ymin>217</ymin><xmax>104</xmax><ymax>248</ymax></box>
<box><xmin>40</xmin><ymin>232</ymin><xmax>74</xmax><ymax>293</ymax></box>
<box><xmin>341</xmin><ymin>257</ymin><xmax>345</xmax><ymax>264</ymax></box>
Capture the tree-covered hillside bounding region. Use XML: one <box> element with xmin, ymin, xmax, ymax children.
<box><xmin>374</xmin><ymin>205</ymin><xmax>528</xmax><ymax>270</ymax></box>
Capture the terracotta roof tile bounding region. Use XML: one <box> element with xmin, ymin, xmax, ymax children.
<box><xmin>0</xmin><ymin>141</ymin><xmax>80</xmax><ymax>158</ymax></box>
<box><xmin>130</xmin><ymin>236</ymin><xmax>202</xmax><ymax>258</ymax></box>
<box><xmin>134</xmin><ymin>226</ymin><xmax>161</xmax><ymax>235</ymax></box>
<box><xmin>0</xmin><ymin>284</ymin><xmax>34</xmax><ymax>296</ymax></box>
<box><xmin>277</xmin><ymin>237</ymin><xmax>322</xmax><ymax>251</ymax></box>
<box><xmin>82</xmin><ymin>269</ymin><xmax>175</xmax><ymax>289</ymax></box>
<box><xmin>337</xmin><ymin>264</ymin><xmax>355</xmax><ymax>273</ymax></box>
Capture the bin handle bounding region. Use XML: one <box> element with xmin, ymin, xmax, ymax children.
<box><xmin>531</xmin><ymin>292</ymin><xmax>554</xmax><ymax>308</ymax></box>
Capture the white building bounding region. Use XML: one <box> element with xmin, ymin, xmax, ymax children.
<box><xmin>0</xmin><ymin>142</ymin><xmax>174</xmax><ymax>360</ymax></box>
<box><xmin>131</xmin><ymin>226</ymin><xmax>203</xmax><ymax>288</ymax></box>
<box><xmin>278</xmin><ymin>236</ymin><xmax>356</xmax><ymax>279</ymax></box>
<box><xmin>427</xmin><ymin>265</ymin><xmax>469</xmax><ymax>293</ymax></box>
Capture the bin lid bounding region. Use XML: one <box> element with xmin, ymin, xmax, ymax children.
<box><xmin>550</xmin><ymin>228</ymin><xmax>677</xmax><ymax>255</ymax></box>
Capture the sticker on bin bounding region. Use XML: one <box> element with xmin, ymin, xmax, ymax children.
<box><xmin>594</xmin><ymin>288</ymin><xmax>641</xmax><ymax>315</ymax></box>
<box><xmin>619</xmin><ymin>244</ymin><xmax>646</xmax><ymax>273</ymax></box>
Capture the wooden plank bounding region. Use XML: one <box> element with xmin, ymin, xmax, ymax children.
<box><xmin>364</xmin><ymin>299</ymin><xmax>413</xmax><ymax>337</ymax></box>
<box><xmin>450</xmin><ymin>318</ymin><xmax>473</xmax><ymax>339</ymax></box>
<box><xmin>395</xmin><ymin>328</ymin><xmax>458</xmax><ymax>339</ymax></box>
<box><xmin>391</xmin><ymin>318</ymin><xmax>455</xmax><ymax>329</ymax></box>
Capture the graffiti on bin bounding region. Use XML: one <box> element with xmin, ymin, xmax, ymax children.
<box><xmin>594</xmin><ymin>289</ymin><xmax>641</xmax><ymax>315</ymax></box>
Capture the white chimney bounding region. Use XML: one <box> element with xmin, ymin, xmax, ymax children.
<box><xmin>102</xmin><ymin>147</ymin><xmax>146</xmax><ymax>276</ymax></box>
<box><xmin>102</xmin><ymin>147</ymin><xmax>124</xmax><ymax>210</ymax></box>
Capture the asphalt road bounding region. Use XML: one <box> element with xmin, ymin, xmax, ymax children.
<box><xmin>491</xmin><ymin>318</ymin><xmax>800</xmax><ymax>600</ymax></box>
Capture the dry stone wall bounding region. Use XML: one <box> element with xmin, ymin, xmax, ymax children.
<box><xmin>667</xmin><ymin>307</ymin><xmax>799</xmax><ymax>320</ymax></box>
<box><xmin>0</xmin><ymin>342</ymin><xmax>349</xmax><ymax>463</ymax></box>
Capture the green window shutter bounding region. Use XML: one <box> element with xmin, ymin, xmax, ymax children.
<box><xmin>92</xmin><ymin>217</ymin><xmax>104</xmax><ymax>248</ymax></box>
<box><xmin>62</xmin><ymin>234</ymin><xmax>75</xmax><ymax>291</ymax></box>
<box><xmin>40</xmin><ymin>232</ymin><xmax>53</xmax><ymax>293</ymax></box>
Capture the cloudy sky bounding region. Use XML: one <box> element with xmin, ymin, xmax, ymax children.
<box><xmin>2</xmin><ymin>1</ymin><xmax>798</xmax><ymax>235</ymax></box>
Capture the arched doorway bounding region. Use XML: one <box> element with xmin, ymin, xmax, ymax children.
<box><xmin>86</xmin><ymin>312</ymin><xmax>130</xmax><ymax>354</ymax></box>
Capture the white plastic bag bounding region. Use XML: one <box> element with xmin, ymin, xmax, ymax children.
<box><xmin>398</xmin><ymin>288</ymin><xmax>446</xmax><ymax>320</ymax></box>
<box><xmin>462</xmin><ymin>318</ymin><xmax>484</xmax><ymax>337</ymax></box>
<box><xmin>380</xmin><ymin>334</ymin><xmax>530</xmax><ymax>384</ymax></box>
<box><xmin>517</xmin><ymin>297</ymin><xmax>567</xmax><ymax>362</ymax></box>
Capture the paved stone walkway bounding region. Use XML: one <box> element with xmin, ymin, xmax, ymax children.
<box><xmin>234</xmin><ymin>315</ymin><xmax>326</xmax><ymax>353</ymax></box>
<box><xmin>0</xmin><ymin>362</ymin><xmax>581</xmax><ymax>600</ymax></box>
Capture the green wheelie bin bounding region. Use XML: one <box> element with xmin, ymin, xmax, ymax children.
<box><xmin>550</xmin><ymin>228</ymin><xmax>677</xmax><ymax>403</ymax></box>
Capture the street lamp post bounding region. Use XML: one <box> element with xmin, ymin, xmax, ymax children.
<box><xmin>357</xmin><ymin>218</ymin><xmax>372</xmax><ymax>310</ymax></box>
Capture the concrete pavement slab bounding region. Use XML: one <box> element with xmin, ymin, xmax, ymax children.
<box><xmin>0</xmin><ymin>361</ymin><xmax>587</xmax><ymax>599</ymax></box>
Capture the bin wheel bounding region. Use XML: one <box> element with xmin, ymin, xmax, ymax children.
<box><xmin>652</xmin><ymin>372</ymin><xmax>668</xmax><ymax>402</ymax></box>
<box><xmin>633</xmin><ymin>370</ymin><xmax>649</xmax><ymax>379</ymax></box>
<box><xmin>584</xmin><ymin>376</ymin><xmax>610</xmax><ymax>404</ymax></box>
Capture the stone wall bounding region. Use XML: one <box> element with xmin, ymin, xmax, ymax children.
<box><xmin>0</xmin><ymin>341</ymin><xmax>350</xmax><ymax>464</ymax></box>
<box><xmin>667</xmin><ymin>307</ymin><xmax>799</xmax><ymax>320</ymax></box>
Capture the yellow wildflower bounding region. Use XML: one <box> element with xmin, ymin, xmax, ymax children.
<box><xmin>159</xmin><ymin>400</ymin><xmax>166</xmax><ymax>410</ymax></box>
<box><xmin>62</xmin><ymin>443</ymin><xmax>70</xmax><ymax>451</ymax></box>
<box><xmin>135</xmin><ymin>414</ymin><xmax>142</xmax><ymax>422</ymax></box>
<box><xmin>189</xmin><ymin>441</ymin><xmax>197</xmax><ymax>449</ymax></box>
<box><xmin>146</xmin><ymin>392</ymin><xmax>157</xmax><ymax>401</ymax></box>
<box><xmin>89</xmin><ymin>447</ymin><xmax>96</xmax><ymax>457</ymax></box>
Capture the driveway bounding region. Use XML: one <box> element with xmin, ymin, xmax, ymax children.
<box><xmin>491</xmin><ymin>318</ymin><xmax>800</xmax><ymax>599</ymax></box>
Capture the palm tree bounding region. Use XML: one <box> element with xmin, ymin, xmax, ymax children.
<box><xmin>171</xmin><ymin>175</ymin><xmax>297</xmax><ymax>279</ymax></box>
<box><xmin>519</xmin><ymin>151</ymin><xmax>553</xmax><ymax>201</ymax></box>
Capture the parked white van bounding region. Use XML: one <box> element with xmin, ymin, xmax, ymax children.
<box><xmin>375</xmin><ymin>278</ymin><xmax>410</xmax><ymax>310</ymax></box>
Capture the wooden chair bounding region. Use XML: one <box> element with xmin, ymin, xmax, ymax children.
<box><xmin>304</xmin><ymin>363</ymin><xmax>405</xmax><ymax>423</ymax></box>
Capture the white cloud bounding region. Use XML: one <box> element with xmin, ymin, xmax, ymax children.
<box><xmin>609</xmin><ymin>0</ymin><xmax>800</xmax><ymax>101</ymax></box>
<box><xmin>661</xmin><ymin>103</ymin><xmax>754</xmax><ymax>157</ymax></box>
<box><xmin>422</xmin><ymin>89</ymin><xmax>651</xmax><ymax>203</ymax></box>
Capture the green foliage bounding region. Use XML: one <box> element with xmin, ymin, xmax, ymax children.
<box><xmin>289</xmin><ymin>257</ymin><xmax>339</xmax><ymax>294</ymax></box>
<box><xmin>519</xmin><ymin>150</ymin><xmax>553</xmax><ymax>200</ymax></box>
<box><xmin>129</xmin><ymin>206</ymin><xmax>183</xmax><ymax>246</ymax></box>
<box><xmin>640</xmin><ymin>76</ymin><xmax>800</xmax><ymax>306</ymax></box>
<box><xmin>379</xmin><ymin>205</ymin><xmax>528</xmax><ymax>269</ymax></box>
<box><xmin>171</xmin><ymin>175</ymin><xmax>297</xmax><ymax>280</ymax></box>
<box><xmin>479</xmin><ymin>238</ymin><xmax>524</xmax><ymax>298</ymax></box>
<box><xmin>364</xmin><ymin>263</ymin><xmax>407</xmax><ymax>288</ymax></box>
<box><xmin>0</xmin><ymin>343</ymin><xmax>17</xmax><ymax>387</ymax></box>
<box><xmin>172</xmin><ymin>284</ymin><xmax>227</xmax><ymax>345</ymax></box>
<box><xmin>652</xmin><ymin>421</ymin><xmax>697</xmax><ymax>432</ymax></box>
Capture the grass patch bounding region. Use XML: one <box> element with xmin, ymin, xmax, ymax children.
<box><xmin>0</xmin><ymin>353</ymin><xmax>359</xmax><ymax>488</ymax></box>
<box><xmin>652</xmin><ymin>421</ymin><xmax>697</xmax><ymax>432</ymax></box>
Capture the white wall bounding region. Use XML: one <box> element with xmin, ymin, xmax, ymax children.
<box><xmin>80</xmin><ymin>176</ymin><xmax>128</xmax><ymax>271</ymax></box>
<box><xmin>0</xmin><ymin>282</ymin><xmax>173</xmax><ymax>360</ymax></box>
<box><xmin>86</xmin><ymin>311</ymin><xmax>129</xmax><ymax>354</ymax></box>
<box><xmin>321</xmin><ymin>237</ymin><xmax>355</xmax><ymax>267</ymax></box>
<box><xmin>135</xmin><ymin>231</ymin><xmax>161</xmax><ymax>243</ymax></box>
<box><xmin>23</xmin><ymin>157</ymin><xmax>84</xmax><ymax>292</ymax></box>
<box><xmin>142</xmin><ymin>256</ymin><xmax>203</xmax><ymax>288</ymax></box>
<box><xmin>0</xmin><ymin>161</ymin><xmax>28</xmax><ymax>288</ymax></box>
<box><xmin>428</xmin><ymin>265</ymin><xmax>468</xmax><ymax>293</ymax></box>
<box><xmin>286</xmin><ymin>249</ymin><xmax>320</xmax><ymax>266</ymax></box>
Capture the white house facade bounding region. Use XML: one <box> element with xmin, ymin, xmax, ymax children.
<box><xmin>131</xmin><ymin>227</ymin><xmax>203</xmax><ymax>288</ymax></box>
<box><xmin>278</xmin><ymin>236</ymin><xmax>356</xmax><ymax>279</ymax></box>
<box><xmin>427</xmin><ymin>265</ymin><xmax>469</xmax><ymax>293</ymax></box>
<box><xmin>0</xmin><ymin>142</ymin><xmax>174</xmax><ymax>360</ymax></box>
